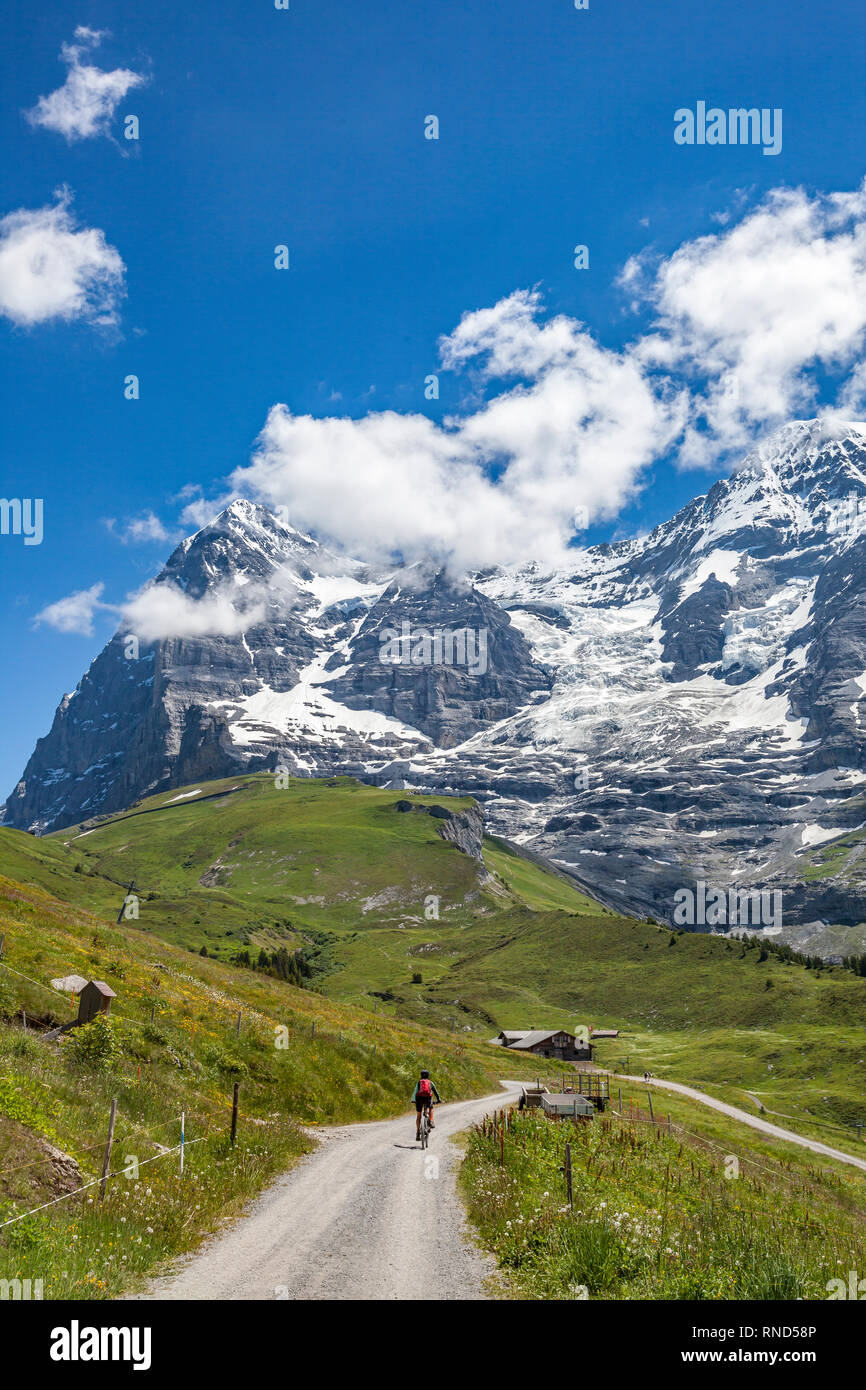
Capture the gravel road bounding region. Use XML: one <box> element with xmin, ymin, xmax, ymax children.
<box><xmin>616</xmin><ymin>1072</ymin><xmax>866</xmax><ymax>1172</ymax></box>
<box><xmin>135</xmin><ymin>1083</ymin><xmax>520</xmax><ymax>1301</ymax></box>
<box><xmin>134</xmin><ymin>1067</ymin><xmax>865</xmax><ymax>1303</ymax></box>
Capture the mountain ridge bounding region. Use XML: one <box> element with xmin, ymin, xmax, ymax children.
<box><xmin>8</xmin><ymin>417</ymin><xmax>866</xmax><ymax>952</ymax></box>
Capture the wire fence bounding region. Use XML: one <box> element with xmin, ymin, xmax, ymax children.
<box><xmin>0</xmin><ymin>1136</ymin><xmax>208</xmax><ymax>1231</ymax></box>
<box><xmin>498</xmin><ymin>1102</ymin><xmax>862</xmax><ymax>1250</ymax></box>
<box><xmin>0</xmin><ymin>1113</ymin><xmax>187</xmax><ymax>1182</ymax></box>
<box><xmin>606</xmin><ymin>1102</ymin><xmax>866</xmax><ymax>1212</ymax></box>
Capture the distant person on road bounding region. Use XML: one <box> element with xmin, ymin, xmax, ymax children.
<box><xmin>413</xmin><ymin>1069</ymin><xmax>441</xmax><ymax>1140</ymax></box>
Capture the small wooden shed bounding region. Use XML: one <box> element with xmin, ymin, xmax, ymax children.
<box><xmin>77</xmin><ymin>980</ymin><xmax>116</xmax><ymax>1026</ymax></box>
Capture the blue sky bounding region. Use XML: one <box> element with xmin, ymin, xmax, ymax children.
<box><xmin>2</xmin><ymin>0</ymin><xmax>866</xmax><ymax>797</ymax></box>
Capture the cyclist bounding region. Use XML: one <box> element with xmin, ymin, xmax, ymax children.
<box><xmin>412</xmin><ymin>1069</ymin><xmax>441</xmax><ymax>1141</ymax></box>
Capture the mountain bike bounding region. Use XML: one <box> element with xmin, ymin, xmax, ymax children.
<box><xmin>419</xmin><ymin>1102</ymin><xmax>437</xmax><ymax>1149</ymax></box>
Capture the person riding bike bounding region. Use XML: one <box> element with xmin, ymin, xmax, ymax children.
<box><xmin>413</xmin><ymin>1069</ymin><xmax>441</xmax><ymax>1140</ymax></box>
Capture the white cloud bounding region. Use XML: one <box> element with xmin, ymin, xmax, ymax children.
<box><xmin>836</xmin><ymin>359</ymin><xmax>866</xmax><ymax>416</ymax></box>
<box><xmin>119</xmin><ymin>511</ymin><xmax>172</xmax><ymax>544</ymax></box>
<box><xmin>440</xmin><ymin>291</ymin><xmax>687</xmax><ymax>530</ymax></box>
<box><xmin>26</xmin><ymin>27</ymin><xmax>146</xmax><ymax>142</ymax></box>
<box><xmin>0</xmin><ymin>191</ymin><xmax>125</xmax><ymax>328</ymax></box>
<box><xmin>120</xmin><ymin>581</ymin><xmax>267</xmax><ymax>643</ymax></box>
<box><xmin>625</xmin><ymin>183</ymin><xmax>866</xmax><ymax>466</ymax></box>
<box><xmin>227</xmin><ymin>290</ymin><xmax>684</xmax><ymax>571</ymax></box>
<box><xmin>177</xmin><ymin>492</ymin><xmax>232</xmax><ymax>531</ymax></box>
<box><xmin>170</xmin><ymin>180</ymin><xmax>866</xmax><ymax>569</ymax></box>
<box><xmin>35</xmin><ymin>582</ymin><xmax>105</xmax><ymax>636</ymax></box>
<box><xmin>46</xmin><ymin>176</ymin><xmax>866</xmax><ymax>634</ymax></box>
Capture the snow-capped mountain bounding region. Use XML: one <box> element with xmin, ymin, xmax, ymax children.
<box><xmin>7</xmin><ymin>420</ymin><xmax>866</xmax><ymax>946</ymax></box>
<box><xmin>3</xmin><ymin>498</ymin><xmax>549</xmax><ymax>830</ymax></box>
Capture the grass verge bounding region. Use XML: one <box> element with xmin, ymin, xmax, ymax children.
<box><xmin>460</xmin><ymin>1088</ymin><xmax>866</xmax><ymax>1300</ymax></box>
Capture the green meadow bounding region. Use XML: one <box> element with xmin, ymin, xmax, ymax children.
<box><xmin>1</xmin><ymin>771</ymin><xmax>865</xmax><ymax>1299</ymax></box>
<box><xmin>0</xmin><ymin>866</ymin><xmax>543</xmax><ymax>1298</ymax></box>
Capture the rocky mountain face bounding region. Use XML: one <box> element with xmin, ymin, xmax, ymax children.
<box><xmin>325</xmin><ymin>569</ymin><xmax>550</xmax><ymax>747</ymax></box>
<box><xmin>4</xmin><ymin>500</ymin><xmax>548</xmax><ymax>830</ymax></box>
<box><xmin>7</xmin><ymin>421</ymin><xmax>866</xmax><ymax>953</ymax></box>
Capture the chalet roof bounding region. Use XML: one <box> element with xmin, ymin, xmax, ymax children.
<box><xmin>85</xmin><ymin>980</ymin><xmax>117</xmax><ymax>998</ymax></box>
<box><xmin>499</xmin><ymin>1030</ymin><xmax>530</xmax><ymax>1041</ymax></box>
<box><xmin>590</xmin><ymin>1029</ymin><xmax>619</xmax><ymax>1038</ymax></box>
<box><xmin>507</xmin><ymin>1029</ymin><xmax>574</xmax><ymax>1050</ymax></box>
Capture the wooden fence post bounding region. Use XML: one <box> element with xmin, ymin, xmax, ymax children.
<box><xmin>99</xmin><ymin>1098</ymin><xmax>118</xmax><ymax>1200</ymax></box>
<box><xmin>618</xmin><ymin>1087</ymin><xmax>623</xmax><ymax>1114</ymax></box>
<box><xmin>235</xmin><ymin>1011</ymin><xmax>242</xmax><ymax>1037</ymax></box>
<box><xmin>180</xmin><ymin>1112</ymin><xmax>185</xmax><ymax>1175</ymax></box>
<box><xmin>230</xmin><ymin>1083</ymin><xmax>240</xmax><ymax>1147</ymax></box>
<box><xmin>647</xmin><ymin>1090</ymin><xmax>654</xmax><ymax>1124</ymax></box>
<box><xmin>565</xmin><ymin>1142</ymin><xmax>573</xmax><ymax>1208</ymax></box>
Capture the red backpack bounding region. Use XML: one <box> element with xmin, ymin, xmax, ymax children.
<box><xmin>418</xmin><ymin>1078</ymin><xmax>432</xmax><ymax>1098</ymax></box>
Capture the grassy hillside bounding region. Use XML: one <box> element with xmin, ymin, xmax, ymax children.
<box><xmin>0</xmin><ymin>774</ymin><xmax>616</xmax><ymax>1028</ymax></box>
<box><xmin>2</xmin><ymin>771</ymin><xmax>866</xmax><ymax>1154</ymax></box>
<box><xmin>425</xmin><ymin>908</ymin><xmax>866</xmax><ymax>1030</ymax></box>
<box><xmin>2</xmin><ymin>771</ymin><xmax>866</xmax><ymax>1302</ymax></box>
<box><xmin>0</xmin><ymin>870</ymin><xmax>542</xmax><ymax>1299</ymax></box>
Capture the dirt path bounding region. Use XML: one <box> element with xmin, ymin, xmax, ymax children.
<box><xmin>134</xmin><ymin>1084</ymin><xmax>520</xmax><ymax>1302</ymax></box>
<box><xmin>616</xmin><ymin>1072</ymin><xmax>866</xmax><ymax>1173</ymax></box>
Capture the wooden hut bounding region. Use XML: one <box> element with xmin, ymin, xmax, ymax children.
<box><xmin>76</xmin><ymin>980</ymin><xmax>116</xmax><ymax>1026</ymax></box>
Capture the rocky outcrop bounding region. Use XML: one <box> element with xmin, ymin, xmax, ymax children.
<box><xmin>659</xmin><ymin>576</ymin><xmax>738</xmax><ymax>679</ymax></box>
<box><xmin>394</xmin><ymin>799</ymin><xmax>485</xmax><ymax>861</ymax></box>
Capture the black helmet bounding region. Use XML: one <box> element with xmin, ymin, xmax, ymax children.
<box><xmin>420</xmin><ymin>1069</ymin><xmax>430</xmax><ymax>1078</ymax></box>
